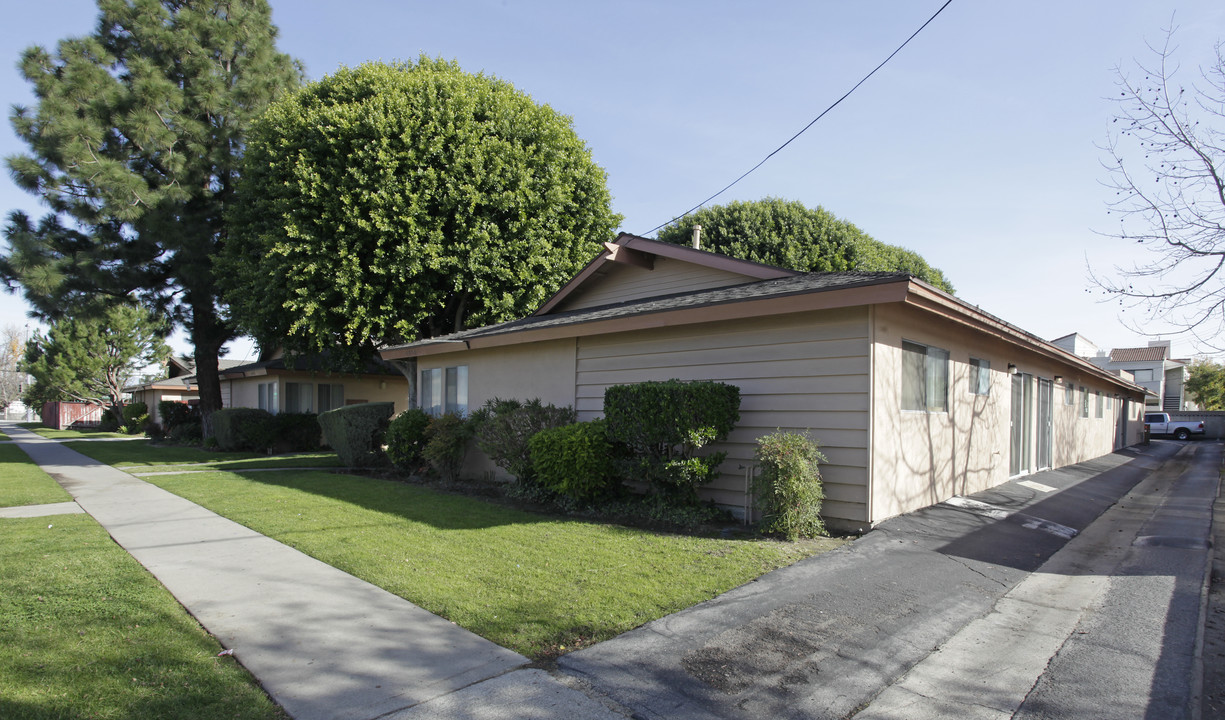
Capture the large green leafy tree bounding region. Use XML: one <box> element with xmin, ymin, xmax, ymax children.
<box><xmin>20</xmin><ymin>304</ymin><xmax>170</xmax><ymax>425</ymax></box>
<box><xmin>219</xmin><ymin>58</ymin><xmax>621</xmax><ymax>357</ymax></box>
<box><xmin>655</xmin><ymin>198</ymin><xmax>955</xmax><ymax>293</ymax></box>
<box><xmin>1185</xmin><ymin>359</ymin><xmax>1225</xmax><ymax>411</ymax></box>
<box><xmin>0</xmin><ymin>0</ymin><xmax>302</xmax><ymax>431</ymax></box>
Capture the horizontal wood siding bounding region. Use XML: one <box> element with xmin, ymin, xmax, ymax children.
<box><xmin>558</xmin><ymin>257</ymin><xmax>756</xmax><ymax>312</ymax></box>
<box><xmin>575</xmin><ymin>308</ymin><xmax>871</xmax><ymax>524</ymax></box>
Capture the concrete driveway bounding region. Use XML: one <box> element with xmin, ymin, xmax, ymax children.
<box><xmin>560</xmin><ymin>439</ymin><xmax>1217</xmax><ymax>719</ymax></box>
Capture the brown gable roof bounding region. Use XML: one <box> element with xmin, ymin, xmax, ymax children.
<box><xmin>1110</xmin><ymin>346</ymin><xmax>1168</xmax><ymax>363</ymax></box>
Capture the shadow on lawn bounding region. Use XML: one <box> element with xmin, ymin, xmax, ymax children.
<box><xmin>225</xmin><ymin>468</ymin><xmax>557</xmax><ymax>532</ymax></box>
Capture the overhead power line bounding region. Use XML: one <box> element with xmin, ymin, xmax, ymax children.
<box><xmin>645</xmin><ymin>0</ymin><xmax>955</xmax><ymax>236</ymax></box>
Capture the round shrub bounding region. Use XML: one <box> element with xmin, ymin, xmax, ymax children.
<box><xmin>752</xmin><ymin>431</ymin><xmax>827</xmax><ymax>540</ymax></box>
<box><xmin>422</xmin><ymin>413</ymin><xmax>472</xmax><ymax>482</ymax></box>
<box><xmin>122</xmin><ymin>402</ymin><xmax>150</xmax><ymax>434</ymax></box>
<box><xmin>169</xmin><ymin>421</ymin><xmax>203</xmax><ymax>445</ymax></box>
<box><xmin>386</xmin><ymin>408</ymin><xmax>431</xmax><ymax>473</ymax></box>
<box><xmin>529</xmin><ymin>420</ymin><xmax>620</xmax><ymax>502</ymax></box>
<box><xmin>272</xmin><ymin>413</ymin><xmax>322</xmax><ymax>452</ymax></box>
<box><xmin>318</xmin><ymin>402</ymin><xmax>395</xmax><ymax>467</ymax></box>
<box><xmin>471</xmin><ymin>398</ymin><xmax>575</xmax><ymax>484</ymax></box>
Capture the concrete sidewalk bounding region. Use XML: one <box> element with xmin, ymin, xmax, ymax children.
<box><xmin>4</xmin><ymin>424</ymin><xmax>625</xmax><ymax>720</ymax></box>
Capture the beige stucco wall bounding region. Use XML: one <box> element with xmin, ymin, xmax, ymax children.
<box><xmin>572</xmin><ymin>308</ymin><xmax>872</xmax><ymax>524</ymax></box>
<box><xmin>131</xmin><ymin>388</ymin><xmax>198</xmax><ymax>426</ymax></box>
<box><xmin>417</xmin><ymin>339</ymin><xmax>578</xmax><ymax>479</ymax></box>
<box><xmin>224</xmin><ymin>373</ymin><xmax>409</xmax><ymax>414</ymax></box>
<box><xmin>870</xmin><ymin>303</ymin><xmax>1145</xmax><ymax>524</ymax></box>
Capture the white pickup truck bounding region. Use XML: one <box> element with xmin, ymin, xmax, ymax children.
<box><xmin>1144</xmin><ymin>412</ymin><xmax>1205</xmax><ymax>441</ymax></box>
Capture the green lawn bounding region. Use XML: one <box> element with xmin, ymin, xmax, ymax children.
<box><xmin>24</xmin><ymin>425</ymin><xmax>133</xmax><ymax>440</ymax></box>
<box><xmin>0</xmin><ymin>515</ymin><xmax>286</xmax><ymax>720</ymax></box>
<box><xmin>0</xmin><ymin>445</ymin><xmax>71</xmax><ymax>507</ymax></box>
<box><xmin>61</xmin><ymin>441</ymin><xmax>278</xmax><ymax>467</ymax></box>
<box><xmin>123</xmin><ymin>455</ymin><xmax>344</xmax><ymax>476</ymax></box>
<box><xmin>139</xmin><ymin>468</ymin><xmax>845</xmax><ymax>660</ymax></box>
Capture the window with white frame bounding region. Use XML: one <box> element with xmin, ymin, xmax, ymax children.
<box><xmin>421</xmin><ymin>365</ymin><xmax>468</xmax><ymax>416</ymax></box>
<box><xmin>1095</xmin><ymin>391</ymin><xmax>1103</xmax><ymax>419</ymax></box>
<box><xmin>1107</xmin><ymin>395</ymin><xmax>1114</xmax><ymax>410</ymax></box>
<box><xmin>902</xmin><ymin>341</ymin><xmax>949</xmax><ymax>412</ymax></box>
<box><xmin>1132</xmin><ymin>368</ymin><xmax>1154</xmax><ymax>382</ymax></box>
<box><xmin>969</xmin><ymin>357</ymin><xmax>990</xmax><ymax>396</ymax></box>
<box><xmin>257</xmin><ymin>382</ymin><xmax>278</xmax><ymax>414</ymax></box>
<box><xmin>1065</xmin><ymin>382</ymin><xmax>1074</xmax><ymax>405</ymax></box>
<box><xmin>1080</xmin><ymin>386</ymin><xmax>1089</xmax><ymax>418</ymax></box>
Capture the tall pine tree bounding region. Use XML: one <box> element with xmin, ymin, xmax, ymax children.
<box><xmin>1</xmin><ymin>0</ymin><xmax>301</xmax><ymax>432</ymax></box>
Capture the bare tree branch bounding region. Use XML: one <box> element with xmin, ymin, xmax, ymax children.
<box><xmin>1094</xmin><ymin>25</ymin><xmax>1225</xmax><ymax>350</ymax></box>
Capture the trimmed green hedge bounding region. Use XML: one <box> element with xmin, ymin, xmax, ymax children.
<box><xmin>603</xmin><ymin>379</ymin><xmax>740</xmax><ymax>501</ymax></box>
<box><xmin>529</xmin><ymin>419</ymin><xmax>619</xmax><ymax>501</ymax></box>
<box><xmin>318</xmin><ymin>402</ymin><xmax>394</xmax><ymax>467</ymax></box>
<box><xmin>212</xmin><ymin>408</ymin><xmax>276</xmax><ymax>451</ymax></box>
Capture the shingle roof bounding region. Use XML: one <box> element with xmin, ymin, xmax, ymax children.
<box><xmin>1110</xmin><ymin>346</ymin><xmax>1168</xmax><ymax>363</ymax></box>
<box><xmin>384</xmin><ymin>271</ymin><xmax>911</xmax><ymax>352</ymax></box>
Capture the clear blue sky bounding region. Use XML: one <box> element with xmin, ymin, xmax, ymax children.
<box><xmin>3</xmin><ymin>1</ymin><xmax>1224</xmax><ymax>361</ymax></box>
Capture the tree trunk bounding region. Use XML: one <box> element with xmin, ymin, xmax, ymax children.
<box><xmin>389</xmin><ymin>358</ymin><xmax>418</xmax><ymax>410</ymax></box>
<box><xmin>190</xmin><ymin>298</ymin><xmax>232</xmax><ymax>438</ymax></box>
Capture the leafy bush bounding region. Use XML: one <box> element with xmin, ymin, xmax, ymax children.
<box><xmin>121</xmin><ymin>402</ymin><xmax>149</xmax><ymax>434</ymax></box>
<box><xmin>603</xmin><ymin>379</ymin><xmax>741</xmax><ymax>502</ymax></box>
<box><xmin>529</xmin><ymin>419</ymin><xmax>620</xmax><ymax>501</ymax></box>
<box><xmin>212</xmin><ymin>408</ymin><xmax>276</xmax><ymax>452</ymax></box>
<box><xmin>422</xmin><ymin>413</ymin><xmax>473</xmax><ymax>482</ymax></box>
<box><xmin>272</xmin><ymin>412</ymin><xmax>322</xmax><ymax>452</ymax></box>
<box><xmin>318</xmin><ymin>402</ymin><xmax>394</xmax><ymax>467</ymax></box>
<box><xmin>386</xmin><ymin>408</ymin><xmax>431</xmax><ymax>473</ymax></box>
<box><xmin>753</xmin><ymin>431</ymin><xmax>827</xmax><ymax>540</ymax></box>
<box><xmin>144</xmin><ymin>421</ymin><xmax>164</xmax><ymax>439</ymax></box>
<box><xmin>472</xmin><ymin>398</ymin><xmax>575</xmax><ymax>483</ymax></box>
<box><xmin>168</xmin><ymin>421</ymin><xmax>203</xmax><ymax>445</ymax></box>
<box><xmin>98</xmin><ymin>413</ymin><xmax>120</xmax><ymax>432</ymax></box>
<box><xmin>158</xmin><ymin>401</ymin><xmax>199</xmax><ymax>432</ymax></box>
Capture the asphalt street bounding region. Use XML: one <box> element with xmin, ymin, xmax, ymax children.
<box><xmin>560</xmin><ymin>439</ymin><xmax>1218</xmax><ymax>720</ymax></box>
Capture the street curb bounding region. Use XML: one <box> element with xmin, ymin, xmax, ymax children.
<box><xmin>1193</xmin><ymin>443</ymin><xmax>1225</xmax><ymax>720</ymax></box>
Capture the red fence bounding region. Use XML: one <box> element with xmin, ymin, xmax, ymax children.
<box><xmin>41</xmin><ymin>401</ymin><xmax>105</xmax><ymax>430</ymax></box>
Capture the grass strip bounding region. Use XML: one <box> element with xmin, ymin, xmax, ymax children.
<box><xmin>121</xmin><ymin>453</ymin><xmax>343</xmax><ymax>473</ymax></box>
<box><xmin>62</xmin><ymin>441</ymin><xmax>263</xmax><ymax>467</ymax></box>
<box><xmin>141</xmin><ymin>468</ymin><xmax>845</xmax><ymax>660</ymax></box>
<box><xmin>0</xmin><ymin>515</ymin><xmax>285</xmax><ymax>720</ymax></box>
<box><xmin>0</xmin><ymin>445</ymin><xmax>71</xmax><ymax>507</ymax></box>
<box><xmin>24</xmin><ymin>427</ymin><xmax>133</xmax><ymax>440</ymax></box>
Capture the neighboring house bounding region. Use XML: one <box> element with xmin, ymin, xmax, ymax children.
<box><xmin>380</xmin><ymin>234</ymin><xmax>1148</xmax><ymax>531</ymax></box>
<box><xmin>219</xmin><ymin>348</ymin><xmax>409</xmax><ymax>415</ymax></box>
<box><xmin>1053</xmin><ymin>336</ymin><xmax>1191</xmax><ymax>411</ymax></box>
<box><xmin>126</xmin><ymin>356</ymin><xmax>247</xmax><ymax>426</ymax></box>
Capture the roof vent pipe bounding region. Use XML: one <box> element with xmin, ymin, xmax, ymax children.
<box><xmin>692</xmin><ymin>224</ymin><xmax>702</xmax><ymax>250</ymax></box>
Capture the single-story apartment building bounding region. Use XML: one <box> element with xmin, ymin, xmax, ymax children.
<box><xmin>219</xmin><ymin>348</ymin><xmax>409</xmax><ymax>415</ymax></box>
<box><xmin>126</xmin><ymin>357</ymin><xmax>247</xmax><ymax>426</ymax></box>
<box><xmin>380</xmin><ymin>234</ymin><xmax>1148</xmax><ymax>531</ymax></box>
